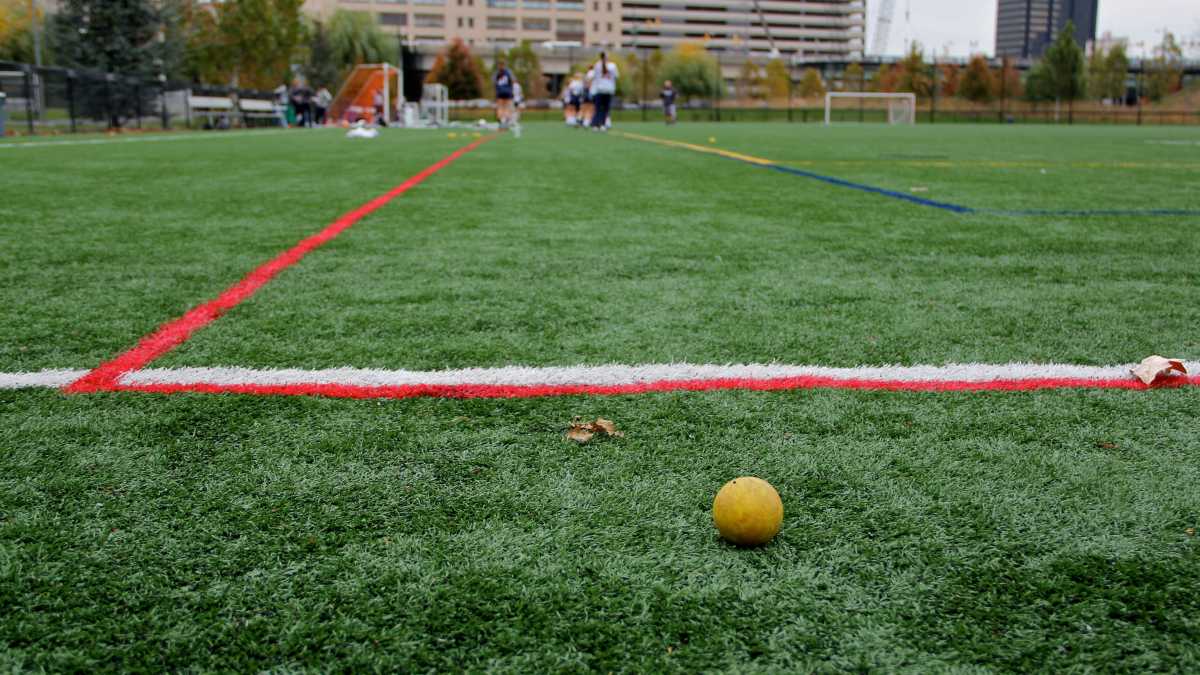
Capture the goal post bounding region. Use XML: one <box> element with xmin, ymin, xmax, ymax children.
<box><xmin>824</xmin><ymin>92</ymin><xmax>916</xmax><ymax>125</ymax></box>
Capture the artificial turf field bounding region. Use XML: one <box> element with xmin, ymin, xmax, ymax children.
<box><xmin>2</xmin><ymin>122</ymin><xmax>1199</xmax><ymax>671</ymax></box>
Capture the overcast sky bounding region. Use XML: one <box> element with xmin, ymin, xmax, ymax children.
<box><xmin>871</xmin><ymin>0</ymin><xmax>1200</xmax><ymax>58</ymax></box>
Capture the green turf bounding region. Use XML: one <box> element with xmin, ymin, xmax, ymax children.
<box><xmin>2</xmin><ymin>122</ymin><xmax>1199</xmax><ymax>670</ymax></box>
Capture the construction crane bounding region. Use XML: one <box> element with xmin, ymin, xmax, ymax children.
<box><xmin>870</xmin><ymin>0</ymin><xmax>897</xmax><ymax>56</ymax></box>
<box><xmin>749</xmin><ymin>0</ymin><xmax>780</xmax><ymax>59</ymax></box>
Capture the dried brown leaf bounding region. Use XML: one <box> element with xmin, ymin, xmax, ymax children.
<box><xmin>566</xmin><ymin>425</ymin><xmax>595</xmax><ymax>443</ymax></box>
<box><xmin>565</xmin><ymin>417</ymin><xmax>623</xmax><ymax>443</ymax></box>
<box><xmin>1131</xmin><ymin>355</ymin><xmax>1188</xmax><ymax>385</ymax></box>
<box><xmin>1186</xmin><ymin>527</ymin><xmax>1195</xmax><ymax>537</ymax></box>
<box><xmin>593</xmin><ymin>418</ymin><xmax>624</xmax><ymax>437</ymax></box>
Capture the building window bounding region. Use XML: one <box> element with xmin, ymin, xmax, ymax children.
<box><xmin>379</xmin><ymin>12</ymin><xmax>408</xmax><ymax>25</ymax></box>
<box><xmin>468</xmin><ymin>17</ymin><xmax>474</xmax><ymax>27</ymax></box>
<box><xmin>607</xmin><ymin>22</ymin><xmax>612</xmax><ymax>32</ymax></box>
<box><xmin>556</xmin><ymin>0</ymin><xmax>583</xmax><ymax>9</ymax></box>
<box><xmin>414</xmin><ymin>13</ymin><xmax>444</xmax><ymax>26</ymax></box>
<box><xmin>523</xmin><ymin>17</ymin><xmax>550</xmax><ymax>31</ymax></box>
<box><xmin>593</xmin><ymin>1</ymin><xmax>598</xmax><ymax>10</ymax></box>
<box><xmin>457</xmin><ymin>16</ymin><xmax>463</xmax><ymax>26</ymax></box>
<box><xmin>413</xmin><ymin>0</ymin><xmax>445</xmax><ymax>5</ymax></box>
<box><xmin>488</xmin><ymin>0</ymin><xmax>516</xmax><ymax>6</ymax></box>
<box><xmin>593</xmin><ymin>22</ymin><xmax>599</xmax><ymax>32</ymax></box>
<box><xmin>522</xmin><ymin>0</ymin><xmax>551</xmax><ymax>7</ymax></box>
<box><xmin>606</xmin><ymin>1</ymin><xmax>611</xmax><ymax>10</ymax></box>
<box><xmin>488</xmin><ymin>16</ymin><xmax>516</xmax><ymax>29</ymax></box>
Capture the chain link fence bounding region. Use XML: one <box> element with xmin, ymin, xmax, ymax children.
<box><xmin>0</xmin><ymin>61</ymin><xmax>280</xmax><ymax>136</ymax></box>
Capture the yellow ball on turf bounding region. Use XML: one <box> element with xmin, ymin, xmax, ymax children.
<box><xmin>712</xmin><ymin>477</ymin><xmax>782</xmax><ymax>546</ymax></box>
<box><xmin>708</xmin><ymin>136</ymin><xmax>717</xmax><ymax>144</ymax></box>
<box><xmin>448</xmin><ymin>132</ymin><xmax>458</xmax><ymax>139</ymax></box>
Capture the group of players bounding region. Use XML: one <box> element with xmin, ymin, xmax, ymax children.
<box><xmin>492</xmin><ymin>52</ymin><xmax>680</xmax><ymax>131</ymax></box>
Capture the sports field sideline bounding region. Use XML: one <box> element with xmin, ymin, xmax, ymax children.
<box><xmin>2</xmin><ymin>122</ymin><xmax>1199</xmax><ymax>670</ymax></box>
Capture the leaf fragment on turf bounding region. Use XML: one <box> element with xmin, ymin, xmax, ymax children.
<box><xmin>1130</xmin><ymin>355</ymin><xmax>1188</xmax><ymax>385</ymax></box>
<box><xmin>566</xmin><ymin>417</ymin><xmax>624</xmax><ymax>443</ymax></box>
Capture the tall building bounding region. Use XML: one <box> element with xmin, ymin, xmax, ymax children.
<box><xmin>621</xmin><ymin>1</ymin><xmax>865</xmax><ymax>59</ymax></box>
<box><xmin>995</xmin><ymin>0</ymin><xmax>1098</xmax><ymax>59</ymax></box>
<box><xmin>303</xmin><ymin>0</ymin><xmax>621</xmax><ymax>49</ymax></box>
<box><xmin>303</xmin><ymin>0</ymin><xmax>864</xmax><ymax>58</ymax></box>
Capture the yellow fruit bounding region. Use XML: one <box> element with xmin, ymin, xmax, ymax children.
<box><xmin>712</xmin><ymin>477</ymin><xmax>782</xmax><ymax>546</ymax></box>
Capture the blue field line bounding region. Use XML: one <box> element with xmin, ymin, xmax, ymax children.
<box><xmin>982</xmin><ymin>208</ymin><xmax>1200</xmax><ymax>217</ymax></box>
<box><xmin>764</xmin><ymin>163</ymin><xmax>977</xmax><ymax>214</ymax></box>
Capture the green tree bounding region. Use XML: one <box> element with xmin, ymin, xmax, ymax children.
<box><xmin>1102</xmin><ymin>44</ymin><xmax>1129</xmax><ymax>102</ymax></box>
<box><xmin>51</xmin><ymin>0</ymin><xmax>175</xmax><ymax>76</ymax></box>
<box><xmin>505</xmin><ymin>40</ymin><xmax>546</xmax><ymax>99</ymax></box>
<box><xmin>426</xmin><ymin>38</ymin><xmax>484</xmax><ymax>100</ymax></box>
<box><xmin>736</xmin><ymin>59</ymin><xmax>764</xmax><ymax>100</ymax></box>
<box><xmin>1145</xmin><ymin>32</ymin><xmax>1182</xmax><ymax>102</ymax></box>
<box><xmin>304</xmin><ymin>20</ymin><xmax>339</xmax><ymax>91</ymax></box>
<box><xmin>958</xmin><ymin>55</ymin><xmax>995</xmax><ymax>102</ymax></box>
<box><xmin>897</xmin><ymin>43</ymin><xmax>931</xmax><ymax>97</ymax></box>
<box><xmin>624</xmin><ymin>49</ymin><xmax>663</xmax><ymax>102</ymax></box>
<box><xmin>764</xmin><ymin>58</ymin><xmax>790</xmax><ymax>101</ymax></box>
<box><xmin>797</xmin><ymin>67</ymin><xmax>825</xmax><ymax>98</ymax></box>
<box><xmin>0</xmin><ymin>0</ymin><xmax>49</xmax><ymax>63</ymax></box>
<box><xmin>842</xmin><ymin>62</ymin><xmax>864</xmax><ymax>92</ymax></box>
<box><xmin>658</xmin><ymin>42</ymin><xmax>723</xmax><ymax>101</ymax></box>
<box><xmin>327</xmin><ymin>9</ymin><xmax>391</xmax><ymax>72</ymax></box>
<box><xmin>1032</xmin><ymin>20</ymin><xmax>1086</xmax><ymax>102</ymax></box>
<box><xmin>1087</xmin><ymin>43</ymin><xmax>1128</xmax><ymax>102</ymax></box>
<box><xmin>182</xmin><ymin>0</ymin><xmax>306</xmax><ymax>90</ymax></box>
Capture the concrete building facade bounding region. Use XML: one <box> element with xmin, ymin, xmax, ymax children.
<box><xmin>995</xmin><ymin>0</ymin><xmax>1098</xmax><ymax>59</ymax></box>
<box><xmin>303</xmin><ymin>0</ymin><xmax>864</xmax><ymax>59</ymax></box>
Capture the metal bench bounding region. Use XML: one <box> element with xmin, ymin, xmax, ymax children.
<box><xmin>186</xmin><ymin>94</ymin><xmax>235</xmax><ymax>128</ymax></box>
<box><xmin>238</xmin><ymin>98</ymin><xmax>283</xmax><ymax>127</ymax></box>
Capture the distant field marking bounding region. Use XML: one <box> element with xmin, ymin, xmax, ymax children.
<box><xmin>776</xmin><ymin>159</ymin><xmax>1200</xmax><ymax>171</ymax></box>
<box><xmin>1145</xmin><ymin>140</ymin><xmax>1200</xmax><ymax>146</ymax></box>
<box><xmin>618</xmin><ymin>131</ymin><xmax>972</xmax><ymax>213</ymax></box>
<box><xmin>620</xmin><ymin>131</ymin><xmax>1200</xmax><ymax>217</ymax></box>
<box><xmin>67</xmin><ymin>134</ymin><xmax>498</xmax><ymax>394</ymax></box>
<box><xmin>0</xmin><ymin>128</ymin><xmax>295</xmax><ymax>150</ymax></box>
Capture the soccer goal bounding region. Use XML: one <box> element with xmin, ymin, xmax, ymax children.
<box><xmin>824</xmin><ymin>92</ymin><xmax>916</xmax><ymax>125</ymax></box>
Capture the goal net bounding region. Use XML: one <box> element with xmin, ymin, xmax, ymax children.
<box><xmin>824</xmin><ymin>93</ymin><xmax>916</xmax><ymax>125</ymax></box>
<box><xmin>329</xmin><ymin>63</ymin><xmax>401</xmax><ymax>125</ymax></box>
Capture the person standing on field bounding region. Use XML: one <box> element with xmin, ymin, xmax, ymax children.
<box><xmin>314</xmin><ymin>87</ymin><xmax>332</xmax><ymax>126</ymax></box>
<box><xmin>589</xmin><ymin>52</ymin><xmax>618</xmax><ymax>131</ymax></box>
<box><xmin>660</xmin><ymin>80</ymin><xmax>677</xmax><ymax>125</ymax></box>
<box><xmin>494</xmin><ymin>58</ymin><xmax>517</xmax><ymax>127</ymax></box>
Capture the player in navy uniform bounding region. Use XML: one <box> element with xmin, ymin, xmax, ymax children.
<box><xmin>494</xmin><ymin>58</ymin><xmax>516</xmax><ymax>127</ymax></box>
<box><xmin>589</xmin><ymin>52</ymin><xmax>618</xmax><ymax>131</ymax></box>
<box><xmin>660</xmin><ymin>80</ymin><xmax>678</xmax><ymax>125</ymax></box>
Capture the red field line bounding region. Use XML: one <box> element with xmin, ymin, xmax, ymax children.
<box><xmin>67</xmin><ymin>134</ymin><xmax>496</xmax><ymax>394</ymax></box>
<box><xmin>110</xmin><ymin>374</ymin><xmax>1196</xmax><ymax>400</ymax></box>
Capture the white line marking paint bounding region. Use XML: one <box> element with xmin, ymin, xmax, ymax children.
<box><xmin>120</xmin><ymin>362</ymin><xmax>1194</xmax><ymax>388</ymax></box>
<box><xmin>0</xmin><ymin>129</ymin><xmax>297</xmax><ymax>150</ymax></box>
<box><xmin>0</xmin><ymin>370</ymin><xmax>89</xmax><ymax>389</ymax></box>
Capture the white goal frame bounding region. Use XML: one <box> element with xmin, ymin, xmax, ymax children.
<box><xmin>824</xmin><ymin>92</ymin><xmax>917</xmax><ymax>125</ymax></box>
<box><xmin>420</xmin><ymin>83</ymin><xmax>449</xmax><ymax>128</ymax></box>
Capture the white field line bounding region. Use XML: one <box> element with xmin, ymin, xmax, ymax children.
<box><xmin>1145</xmin><ymin>140</ymin><xmax>1200</xmax><ymax>146</ymax></box>
<box><xmin>0</xmin><ymin>370</ymin><xmax>88</xmax><ymax>389</ymax></box>
<box><xmin>118</xmin><ymin>362</ymin><xmax>1196</xmax><ymax>388</ymax></box>
<box><xmin>0</xmin><ymin>128</ymin><xmax>298</xmax><ymax>150</ymax></box>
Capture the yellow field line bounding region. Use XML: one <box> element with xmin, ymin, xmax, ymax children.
<box><xmin>617</xmin><ymin>131</ymin><xmax>776</xmax><ymax>166</ymax></box>
<box><xmin>618</xmin><ymin>132</ymin><xmax>1200</xmax><ymax>171</ymax></box>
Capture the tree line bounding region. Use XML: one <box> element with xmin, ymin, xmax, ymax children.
<box><xmin>0</xmin><ymin>0</ymin><xmax>394</xmax><ymax>91</ymax></box>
